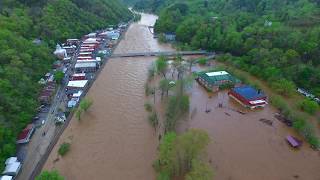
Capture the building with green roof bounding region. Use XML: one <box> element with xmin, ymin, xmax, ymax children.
<box><xmin>196</xmin><ymin>71</ymin><xmax>241</xmax><ymax>92</ymax></box>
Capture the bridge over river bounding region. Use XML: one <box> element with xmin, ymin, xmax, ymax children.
<box><xmin>111</xmin><ymin>51</ymin><xmax>211</xmax><ymax>58</ymax></box>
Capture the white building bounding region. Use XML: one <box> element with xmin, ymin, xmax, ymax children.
<box><xmin>75</xmin><ymin>62</ymin><xmax>97</xmax><ymax>73</ymax></box>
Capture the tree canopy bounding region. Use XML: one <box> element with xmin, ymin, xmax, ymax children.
<box><xmin>0</xmin><ymin>0</ymin><xmax>131</xmax><ymax>172</ymax></box>
<box><xmin>134</xmin><ymin>0</ymin><xmax>320</xmax><ymax>97</ymax></box>
<box><xmin>36</xmin><ymin>170</ymin><xmax>65</xmax><ymax>180</ymax></box>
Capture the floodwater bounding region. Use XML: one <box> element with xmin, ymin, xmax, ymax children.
<box><xmin>44</xmin><ymin>13</ymin><xmax>172</xmax><ymax>180</ymax></box>
<box><xmin>44</xmin><ymin>12</ymin><xmax>320</xmax><ymax>180</ymax></box>
<box><xmin>179</xmin><ymin>83</ymin><xmax>320</xmax><ymax>180</ymax></box>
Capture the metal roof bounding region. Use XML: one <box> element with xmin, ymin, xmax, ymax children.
<box><xmin>75</xmin><ymin>62</ymin><xmax>96</xmax><ymax>68</ymax></box>
<box><xmin>206</xmin><ymin>71</ymin><xmax>229</xmax><ymax>77</ymax></box>
<box><xmin>199</xmin><ymin>71</ymin><xmax>238</xmax><ymax>86</ymax></box>
<box><xmin>232</xmin><ymin>86</ymin><xmax>266</xmax><ymax>100</ymax></box>
<box><xmin>67</xmin><ymin>80</ymin><xmax>88</xmax><ymax>88</ymax></box>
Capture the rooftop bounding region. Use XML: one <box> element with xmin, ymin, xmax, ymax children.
<box><xmin>206</xmin><ymin>71</ymin><xmax>229</xmax><ymax>77</ymax></box>
<box><xmin>72</xmin><ymin>73</ymin><xmax>86</xmax><ymax>77</ymax></box>
<box><xmin>199</xmin><ymin>71</ymin><xmax>239</xmax><ymax>85</ymax></box>
<box><xmin>75</xmin><ymin>62</ymin><xmax>96</xmax><ymax>68</ymax></box>
<box><xmin>78</xmin><ymin>56</ymin><xmax>92</xmax><ymax>59</ymax></box>
<box><xmin>67</xmin><ymin>80</ymin><xmax>88</xmax><ymax>88</ymax></box>
<box><xmin>77</xmin><ymin>60</ymin><xmax>99</xmax><ymax>64</ymax></box>
<box><xmin>232</xmin><ymin>86</ymin><xmax>266</xmax><ymax>100</ymax></box>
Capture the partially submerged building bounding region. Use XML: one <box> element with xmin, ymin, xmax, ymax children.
<box><xmin>228</xmin><ymin>86</ymin><xmax>267</xmax><ymax>109</ymax></box>
<box><xmin>197</xmin><ymin>71</ymin><xmax>240</xmax><ymax>92</ymax></box>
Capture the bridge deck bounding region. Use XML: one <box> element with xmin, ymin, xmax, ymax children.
<box><xmin>111</xmin><ymin>51</ymin><xmax>209</xmax><ymax>58</ymax></box>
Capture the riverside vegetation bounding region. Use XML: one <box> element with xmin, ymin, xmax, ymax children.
<box><xmin>36</xmin><ymin>170</ymin><xmax>64</xmax><ymax>180</ymax></box>
<box><xmin>144</xmin><ymin>56</ymin><xmax>214</xmax><ymax>179</ymax></box>
<box><xmin>75</xmin><ymin>99</ymin><xmax>93</xmax><ymax>121</ymax></box>
<box><xmin>0</xmin><ymin>0</ymin><xmax>131</xmax><ymax>171</ymax></box>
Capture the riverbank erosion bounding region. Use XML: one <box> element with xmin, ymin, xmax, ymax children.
<box><xmin>43</xmin><ymin>13</ymin><xmax>173</xmax><ymax>180</ymax></box>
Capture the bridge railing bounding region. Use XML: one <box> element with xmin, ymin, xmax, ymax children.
<box><xmin>111</xmin><ymin>51</ymin><xmax>211</xmax><ymax>58</ymax></box>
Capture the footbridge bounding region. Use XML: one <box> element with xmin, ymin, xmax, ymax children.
<box><xmin>110</xmin><ymin>51</ymin><xmax>210</xmax><ymax>58</ymax></box>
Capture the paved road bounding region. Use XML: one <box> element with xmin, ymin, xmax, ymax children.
<box><xmin>15</xmin><ymin>51</ymin><xmax>76</xmax><ymax>180</ymax></box>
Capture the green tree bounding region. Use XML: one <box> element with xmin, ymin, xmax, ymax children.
<box><xmin>148</xmin><ymin>111</ymin><xmax>159</xmax><ymax>131</ymax></box>
<box><xmin>298</xmin><ymin>99</ymin><xmax>319</xmax><ymax>115</ymax></box>
<box><xmin>79</xmin><ymin>98</ymin><xmax>93</xmax><ymax>112</ymax></box>
<box><xmin>271</xmin><ymin>79</ymin><xmax>296</xmax><ymax>97</ymax></box>
<box><xmin>36</xmin><ymin>170</ymin><xmax>64</xmax><ymax>180</ymax></box>
<box><xmin>54</xmin><ymin>70</ymin><xmax>64</xmax><ymax>84</ymax></box>
<box><xmin>185</xmin><ymin>159</ymin><xmax>214</xmax><ymax>180</ymax></box>
<box><xmin>75</xmin><ymin>108</ymin><xmax>83</xmax><ymax>121</ymax></box>
<box><xmin>154</xmin><ymin>130</ymin><xmax>212</xmax><ymax>179</ymax></box>
<box><xmin>175</xmin><ymin>129</ymin><xmax>210</xmax><ymax>172</ymax></box>
<box><xmin>58</xmin><ymin>142</ymin><xmax>71</xmax><ymax>156</ymax></box>
<box><xmin>159</xmin><ymin>79</ymin><xmax>171</xmax><ymax>99</ymax></box>
<box><xmin>156</xmin><ymin>56</ymin><xmax>168</xmax><ymax>79</ymax></box>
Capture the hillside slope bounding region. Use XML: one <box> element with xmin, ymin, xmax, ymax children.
<box><xmin>0</xmin><ymin>0</ymin><xmax>131</xmax><ymax>171</ymax></box>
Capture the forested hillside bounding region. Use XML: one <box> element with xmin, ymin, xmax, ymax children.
<box><xmin>0</xmin><ymin>0</ymin><xmax>131</xmax><ymax>171</ymax></box>
<box><xmin>133</xmin><ymin>0</ymin><xmax>320</xmax><ymax>97</ymax></box>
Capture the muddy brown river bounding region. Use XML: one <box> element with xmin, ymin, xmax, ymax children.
<box><xmin>44</xmin><ymin>13</ymin><xmax>320</xmax><ymax>180</ymax></box>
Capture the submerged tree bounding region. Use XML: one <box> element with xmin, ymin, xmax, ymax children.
<box><xmin>156</xmin><ymin>56</ymin><xmax>168</xmax><ymax>79</ymax></box>
<box><xmin>79</xmin><ymin>98</ymin><xmax>93</xmax><ymax>112</ymax></box>
<box><xmin>159</xmin><ymin>79</ymin><xmax>171</xmax><ymax>99</ymax></box>
<box><xmin>185</xmin><ymin>159</ymin><xmax>214</xmax><ymax>180</ymax></box>
<box><xmin>36</xmin><ymin>170</ymin><xmax>64</xmax><ymax>180</ymax></box>
<box><xmin>154</xmin><ymin>129</ymin><xmax>212</xmax><ymax>179</ymax></box>
<box><xmin>75</xmin><ymin>98</ymin><xmax>93</xmax><ymax>121</ymax></box>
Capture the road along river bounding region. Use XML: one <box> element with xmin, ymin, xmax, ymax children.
<box><xmin>44</xmin><ymin>12</ymin><xmax>320</xmax><ymax>180</ymax></box>
<box><xmin>43</xmin><ymin>13</ymin><xmax>172</xmax><ymax>180</ymax></box>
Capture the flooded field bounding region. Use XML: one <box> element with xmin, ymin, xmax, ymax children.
<box><xmin>44</xmin><ymin>12</ymin><xmax>320</xmax><ymax>180</ymax></box>
<box><xmin>44</xmin><ymin>13</ymin><xmax>172</xmax><ymax>180</ymax></box>
<box><xmin>180</xmin><ymin>82</ymin><xmax>320</xmax><ymax>180</ymax></box>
